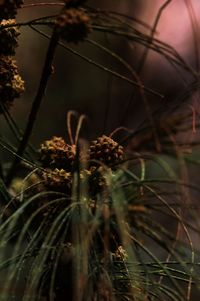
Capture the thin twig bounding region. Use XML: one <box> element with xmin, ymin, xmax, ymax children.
<box><xmin>22</xmin><ymin>2</ymin><xmax>64</xmax><ymax>9</ymax></box>
<box><xmin>6</xmin><ymin>28</ymin><xmax>60</xmax><ymax>185</ymax></box>
<box><xmin>30</xmin><ymin>26</ymin><xmax>164</xmax><ymax>98</ymax></box>
<box><xmin>137</xmin><ymin>0</ymin><xmax>172</xmax><ymax>74</ymax></box>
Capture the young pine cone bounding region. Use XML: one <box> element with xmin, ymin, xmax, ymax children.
<box><xmin>40</xmin><ymin>136</ymin><xmax>76</xmax><ymax>171</ymax></box>
<box><xmin>0</xmin><ymin>19</ymin><xmax>20</xmax><ymax>55</ymax></box>
<box><xmin>56</xmin><ymin>8</ymin><xmax>91</xmax><ymax>43</ymax></box>
<box><xmin>0</xmin><ymin>56</ymin><xmax>24</xmax><ymax>112</ymax></box>
<box><xmin>0</xmin><ymin>0</ymin><xmax>24</xmax><ymax>20</ymax></box>
<box><xmin>42</xmin><ymin>168</ymin><xmax>72</xmax><ymax>193</ymax></box>
<box><xmin>90</xmin><ymin>135</ymin><xmax>124</xmax><ymax>167</ymax></box>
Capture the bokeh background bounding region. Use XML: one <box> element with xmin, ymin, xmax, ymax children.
<box><xmin>1</xmin><ymin>2</ymin><xmax>200</xmax><ymax>299</ymax></box>
<box><xmin>1</xmin><ymin>0</ymin><xmax>200</xmax><ymax>159</ymax></box>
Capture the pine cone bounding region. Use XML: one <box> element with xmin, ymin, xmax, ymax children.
<box><xmin>42</xmin><ymin>168</ymin><xmax>72</xmax><ymax>192</ymax></box>
<box><xmin>90</xmin><ymin>135</ymin><xmax>124</xmax><ymax>167</ymax></box>
<box><xmin>56</xmin><ymin>8</ymin><xmax>91</xmax><ymax>43</ymax></box>
<box><xmin>0</xmin><ymin>0</ymin><xmax>24</xmax><ymax>20</ymax></box>
<box><xmin>0</xmin><ymin>19</ymin><xmax>20</xmax><ymax>55</ymax></box>
<box><xmin>40</xmin><ymin>136</ymin><xmax>76</xmax><ymax>171</ymax></box>
<box><xmin>0</xmin><ymin>56</ymin><xmax>24</xmax><ymax>112</ymax></box>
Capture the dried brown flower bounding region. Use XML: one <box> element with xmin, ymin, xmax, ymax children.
<box><xmin>90</xmin><ymin>135</ymin><xmax>124</xmax><ymax>167</ymax></box>
<box><xmin>42</xmin><ymin>168</ymin><xmax>72</xmax><ymax>192</ymax></box>
<box><xmin>40</xmin><ymin>136</ymin><xmax>76</xmax><ymax>171</ymax></box>
<box><xmin>0</xmin><ymin>19</ymin><xmax>20</xmax><ymax>55</ymax></box>
<box><xmin>56</xmin><ymin>8</ymin><xmax>91</xmax><ymax>43</ymax></box>
<box><xmin>0</xmin><ymin>56</ymin><xmax>25</xmax><ymax>112</ymax></box>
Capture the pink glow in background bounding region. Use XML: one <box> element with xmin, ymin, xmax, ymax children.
<box><xmin>140</xmin><ymin>0</ymin><xmax>200</xmax><ymax>63</ymax></box>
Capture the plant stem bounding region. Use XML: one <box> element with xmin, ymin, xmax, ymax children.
<box><xmin>6</xmin><ymin>29</ymin><xmax>59</xmax><ymax>185</ymax></box>
<box><xmin>22</xmin><ymin>2</ymin><xmax>64</xmax><ymax>9</ymax></box>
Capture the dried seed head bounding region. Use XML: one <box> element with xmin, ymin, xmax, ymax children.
<box><xmin>80</xmin><ymin>168</ymin><xmax>91</xmax><ymax>178</ymax></box>
<box><xmin>0</xmin><ymin>56</ymin><xmax>25</xmax><ymax>112</ymax></box>
<box><xmin>0</xmin><ymin>55</ymin><xmax>18</xmax><ymax>80</ymax></box>
<box><xmin>0</xmin><ymin>19</ymin><xmax>20</xmax><ymax>55</ymax></box>
<box><xmin>90</xmin><ymin>135</ymin><xmax>124</xmax><ymax>167</ymax></box>
<box><xmin>0</xmin><ymin>0</ymin><xmax>24</xmax><ymax>20</ymax></box>
<box><xmin>56</xmin><ymin>8</ymin><xmax>91</xmax><ymax>43</ymax></box>
<box><xmin>114</xmin><ymin>246</ymin><xmax>128</xmax><ymax>261</ymax></box>
<box><xmin>88</xmin><ymin>166</ymin><xmax>112</xmax><ymax>196</ymax></box>
<box><xmin>12</xmin><ymin>74</ymin><xmax>25</xmax><ymax>94</ymax></box>
<box><xmin>40</xmin><ymin>136</ymin><xmax>76</xmax><ymax>171</ymax></box>
<box><xmin>42</xmin><ymin>168</ymin><xmax>72</xmax><ymax>192</ymax></box>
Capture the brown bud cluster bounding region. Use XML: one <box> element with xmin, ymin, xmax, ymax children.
<box><xmin>40</xmin><ymin>136</ymin><xmax>76</xmax><ymax>171</ymax></box>
<box><xmin>0</xmin><ymin>0</ymin><xmax>24</xmax><ymax>20</ymax></box>
<box><xmin>0</xmin><ymin>2</ymin><xmax>24</xmax><ymax>112</ymax></box>
<box><xmin>90</xmin><ymin>135</ymin><xmax>124</xmax><ymax>167</ymax></box>
<box><xmin>42</xmin><ymin>168</ymin><xmax>72</xmax><ymax>192</ymax></box>
<box><xmin>0</xmin><ymin>19</ymin><xmax>20</xmax><ymax>55</ymax></box>
<box><xmin>0</xmin><ymin>56</ymin><xmax>24</xmax><ymax>111</ymax></box>
<box><xmin>39</xmin><ymin>135</ymin><xmax>124</xmax><ymax>194</ymax></box>
<box><xmin>56</xmin><ymin>8</ymin><xmax>91</xmax><ymax>43</ymax></box>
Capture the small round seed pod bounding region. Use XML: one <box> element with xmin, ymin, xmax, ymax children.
<box><xmin>40</xmin><ymin>136</ymin><xmax>76</xmax><ymax>171</ymax></box>
<box><xmin>90</xmin><ymin>135</ymin><xmax>124</xmax><ymax>167</ymax></box>
<box><xmin>42</xmin><ymin>168</ymin><xmax>72</xmax><ymax>193</ymax></box>
<box><xmin>0</xmin><ymin>56</ymin><xmax>25</xmax><ymax>112</ymax></box>
<box><xmin>56</xmin><ymin>8</ymin><xmax>91</xmax><ymax>43</ymax></box>
<box><xmin>0</xmin><ymin>0</ymin><xmax>24</xmax><ymax>20</ymax></box>
<box><xmin>0</xmin><ymin>19</ymin><xmax>20</xmax><ymax>55</ymax></box>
